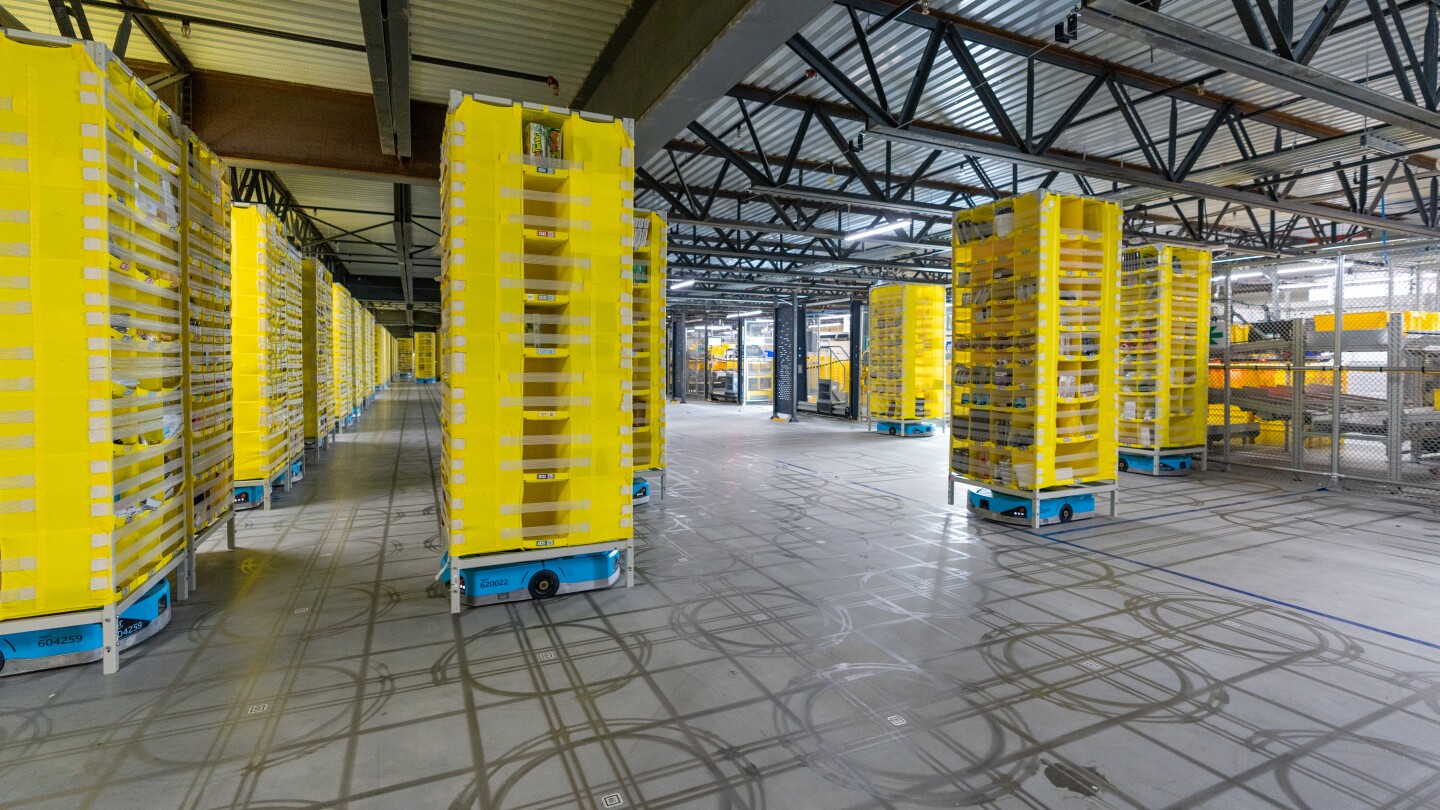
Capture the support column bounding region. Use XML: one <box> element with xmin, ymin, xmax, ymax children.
<box><xmin>848</xmin><ymin>299</ymin><xmax>862</xmax><ymax>421</ymax></box>
<box><xmin>773</xmin><ymin>296</ymin><xmax>798</xmax><ymax>421</ymax></box>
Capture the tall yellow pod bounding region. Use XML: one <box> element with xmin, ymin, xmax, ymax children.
<box><xmin>441</xmin><ymin>95</ymin><xmax>634</xmax><ymax>558</ymax></box>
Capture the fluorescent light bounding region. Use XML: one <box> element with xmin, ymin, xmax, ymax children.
<box><xmin>726</xmin><ymin>309</ymin><xmax>764</xmax><ymax>319</ymax></box>
<box><xmin>1277</xmin><ymin>264</ymin><xmax>1331</xmax><ymax>275</ymax></box>
<box><xmin>750</xmin><ymin>184</ymin><xmax>952</xmax><ymax>217</ymax></box>
<box><xmin>844</xmin><ymin>219</ymin><xmax>914</xmax><ymax>242</ymax></box>
<box><xmin>1212</xmin><ymin>271</ymin><xmax>1264</xmax><ymax>283</ymax></box>
<box><xmin>670</xmin><ymin>279</ymin><xmax>696</xmax><ymax>289</ymax></box>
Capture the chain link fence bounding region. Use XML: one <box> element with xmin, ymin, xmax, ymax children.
<box><xmin>1210</xmin><ymin>245</ymin><xmax>1440</xmax><ymax>502</ymax></box>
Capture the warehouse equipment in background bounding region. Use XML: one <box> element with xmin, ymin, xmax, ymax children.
<box><xmin>1117</xmin><ymin>244</ymin><xmax>1210</xmax><ymax>475</ymax></box>
<box><xmin>867</xmin><ymin>283</ymin><xmax>946</xmax><ymax>437</ymax></box>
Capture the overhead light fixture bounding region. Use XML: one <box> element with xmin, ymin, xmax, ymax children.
<box><xmin>750</xmin><ymin>184</ymin><xmax>953</xmax><ymax>218</ymax></box>
<box><xmin>1212</xmin><ymin>271</ymin><xmax>1264</xmax><ymax>283</ymax></box>
<box><xmin>1276</xmin><ymin>264</ymin><xmax>1332</xmax><ymax>276</ymax></box>
<box><xmin>671</xmin><ymin>279</ymin><xmax>696</xmax><ymax>289</ymax></box>
<box><xmin>843</xmin><ymin>219</ymin><xmax>915</xmax><ymax>242</ymax></box>
<box><xmin>726</xmin><ymin>309</ymin><xmax>765</xmax><ymax>319</ymax></box>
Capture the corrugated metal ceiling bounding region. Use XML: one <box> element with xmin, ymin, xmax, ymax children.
<box><xmin>8</xmin><ymin>0</ymin><xmax>633</xmax><ymax>106</ymax></box>
<box><xmin>638</xmin><ymin>0</ymin><xmax>1440</xmax><ymax>244</ymax></box>
<box><xmin>5</xmin><ymin>0</ymin><xmax>164</xmax><ymax>62</ymax></box>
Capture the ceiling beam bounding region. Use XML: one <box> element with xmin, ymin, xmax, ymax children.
<box><xmin>357</xmin><ymin>0</ymin><xmax>411</xmax><ymax>158</ymax></box>
<box><xmin>577</xmin><ymin>0</ymin><xmax>832</xmax><ymax>158</ymax></box>
<box><xmin>0</xmin><ymin>4</ymin><xmax>29</xmax><ymax>30</ymax></box>
<box><xmin>181</xmin><ymin>66</ymin><xmax>444</xmax><ymax>181</ymax></box>
<box><xmin>78</xmin><ymin>0</ymin><xmax>545</xmax><ymax>87</ymax></box>
<box><xmin>869</xmin><ymin>121</ymin><xmax>1439</xmax><ymax>239</ymax></box>
<box><xmin>1083</xmin><ymin>0</ymin><xmax>1440</xmax><ymax>142</ymax></box>
<box><xmin>392</xmin><ymin>184</ymin><xmax>415</xmax><ymax>327</ymax></box>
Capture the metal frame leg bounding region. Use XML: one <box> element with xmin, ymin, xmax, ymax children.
<box><xmin>101</xmin><ymin>604</ymin><xmax>119</xmax><ymax>674</ymax></box>
<box><xmin>1030</xmin><ymin>494</ymin><xmax>1041</xmax><ymax>529</ymax></box>
<box><xmin>449</xmin><ymin>557</ymin><xmax>461</xmax><ymax>614</ymax></box>
<box><xmin>947</xmin><ymin>475</ymin><xmax>955</xmax><ymax>506</ymax></box>
<box><xmin>263</xmin><ymin>485</ymin><xmax>272</xmax><ymax>512</ymax></box>
<box><xmin>176</xmin><ymin>544</ymin><xmax>191</xmax><ymax>601</ymax></box>
<box><xmin>1109</xmin><ymin>488</ymin><xmax>1119</xmax><ymax>518</ymax></box>
<box><xmin>626</xmin><ymin>539</ymin><xmax>635</xmax><ymax>589</ymax></box>
<box><xmin>227</xmin><ymin>517</ymin><xmax>237</xmax><ymax>550</ymax></box>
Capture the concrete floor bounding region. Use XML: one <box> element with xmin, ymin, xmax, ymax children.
<box><xmin>5</xmin><ymin>384</ymin><xmax>1440</xmax><ymax>809</ymax></box>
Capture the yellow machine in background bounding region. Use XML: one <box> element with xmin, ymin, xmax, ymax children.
<box><xmin>867</xmin><ymin>284</ymin><xmax>946</xmax><ymax>436</ymax></box>
<box><xmin>1118</xmin><ymin>244</ymin><xmax>1211</xmax><ymax>475</ymax></box>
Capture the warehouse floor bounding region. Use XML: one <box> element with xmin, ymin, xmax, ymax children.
<box><xmin>5</xmin><ymin>385</ymin><xmax>1440</xmax><ymax>809</ymax></box>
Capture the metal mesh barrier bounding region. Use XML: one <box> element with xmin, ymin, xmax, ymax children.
<box><xmin>1210</xmin><ymin>246</ymin><xmax>1440</xmax><ymax>500</ymax></box>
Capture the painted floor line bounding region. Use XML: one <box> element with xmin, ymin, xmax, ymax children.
<box><xmin>1040</xmin><ymin>489</ymin><xmax>1316</xmax><ymax>536</ymax></box>
<box><xmin>1016</xmin><ymin>525</ymin><xmax>1440</xmax><ymax>653</ymax></box>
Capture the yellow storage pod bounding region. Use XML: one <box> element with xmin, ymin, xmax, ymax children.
<box><xmin>230</xmin><ymin>205</ymin><xmax>290</xmax><ymax>487</ymax></box>
<box><xmin>183</xmin><ymin>136</ymin><xmax>234</xmax><ymax>539</ymax></box>
<box><xmin>280</xmin><ymin>244</ymin><xmax>303</xmax><ymax>467</ymax></box>
<box><xmin>867</xmin><ymin>283</ymin><xmax>947</xmax><ymax>426</ymax></box>
<box><xmin>350</xmin><ymin>299</ymin><xmax>366</xmax><ymax>411</ymax></box>
<box><xmin>441</xmin><ymin>94</ymin><xmax>634</xmax><ymax>558</ymax></box>
<box><xmin>0</xmin><ymin>36</ymin><xmax>190</xmax><ymax>620</ymax></box>
<box><xmin>632</xmin><ymin>211</ymin><xmax>667</xmax><ymax>473</ymax></box>
<box><xmin>415</xmin><ymin>331</ymin><xmax>437</xmax><ymax>381</ymax></box>
<box><xmin>331</xmin><ymin>283</ymin><xmax>354</xmax><ymax>425</ymax></box>
<box><xmin>396</xmin><ymin>336</ymin><xmax>415</xmax><ymax>378</ymax></box>
<box><xmin>1119</xmin><ymin>245</ymin><xmax>1210</xmax><ymax>450</ymax></box>
<box><xmin>360</xmin><ymin>306</ymin><xmax>375</xmax><ymax>401</ymax></box>
<box><xmin>951</xmin><ymin>191</ymin><xmax>1121</xmax><ymax>489</ymax></box>
<box><xmin>374</xmin><ymin>323</ymin><xmax>390</xmax><ymax>388</ymax></box>
<box><xmin>302</xmin><ymin>258</ymin><xmax>334</xmax><ymax>443</ymax></box>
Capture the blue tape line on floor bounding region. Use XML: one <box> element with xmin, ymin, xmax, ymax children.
<box><xmin>1012</xmin><ymin>523</ymin><xmax>1440</xmax><ymax>653</ymax></box>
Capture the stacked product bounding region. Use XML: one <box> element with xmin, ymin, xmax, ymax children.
<box><xmin>374</xmin><ymin>323</ymin><xmax>390</xmax><ymax>390</ymax></box>
<box><xmin>183</xmin><ymin>137</ymin><xmax>235</xmax><ymax>544</ymax></box>
<box><xmin>415</xmin><ymin>331</ymin><xmax>437</xmax><ymax>382</ymax></box>
<box><xmin>358</xmin><ymin>305</ymin><xmax>375</xmax><ymax>404</ymax></box>
<box><xmin>866</xmin><ymin>283</ymin><xmax>946</xmax><ymax>437</ymax></box>
<box><xmin>0</xmin><ymin>35</ymin><xmax>236</xmax><ymax>673</ymax></box>
<box><xmin>950</xmin><ymin>190</ymin><xmax>1120</xmax><ymax>527</ymax></box>
<box><xmin>302</xmin><ymin>258</ymin><xmax>335</xmax><ymax>448</ymax></box>
<box><xmin>231</xmin><ymin>205</ymin><xmax>292</xmax><ymax>509</ymax></box>
<box><xmin>332</xmin><ymin>283</ymin><xmax>354</xmax><ymax>428</ymax></box>
<box><xmin>396</xmin><ymin>336</ymin><xmax>415</xmax><ymax>379</ymax></box>
<box><xmin>281</xmin><ymin>244</ymin><xmax>303</xmax><ymax>480</ymax></box>
<box><xmin>351</xmin><ymin>300</ymin><xmax>367</xmax><ymax>412</ymax></box>
<box><xmin>439</xmin><ymin>94</ymin><xmax>635</xmax><ymax>610</ymax></box>
<box><xmin>1118</xmin><ymin>245</ymin><xmax>1210</xmax><ymax>475</ymax></box>
<box><xmin>631</xmin><ymin>210</ymin><xmax>667</xmax><ymax>501</ymax></box>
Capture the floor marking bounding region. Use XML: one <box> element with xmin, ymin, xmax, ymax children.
<box><xmin>601</xmin><ymin>793</ymin><xmax>624</xmax><ymax>807</ymax></box>
<box><xmin>536</xmin><ymin>651</ymin><xmax>556</xmax><ymax>662</ymax></box>
<box><xmin>293</xmin><ymin>607</ymin><xmax>310</xmax><ymax>615</ymax></box>
<box><xmin>246</xmin><ymin>704</ymin><xmax>269</xmax><ymax>715</ymax></box>
<box><xmin>1013</xmin><ymin>525</ymin><xmax>1440</xmax><ymax>653</ymax></box>
<box><xmin>887</xmin><ymin>715</ymin><xmax>908</xmax><ymax>726</ymax></box>
<box><xmin>1039</xmin><ymin>489</ymin><xmax>1316</xmax><ymax>536</ymax></box>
